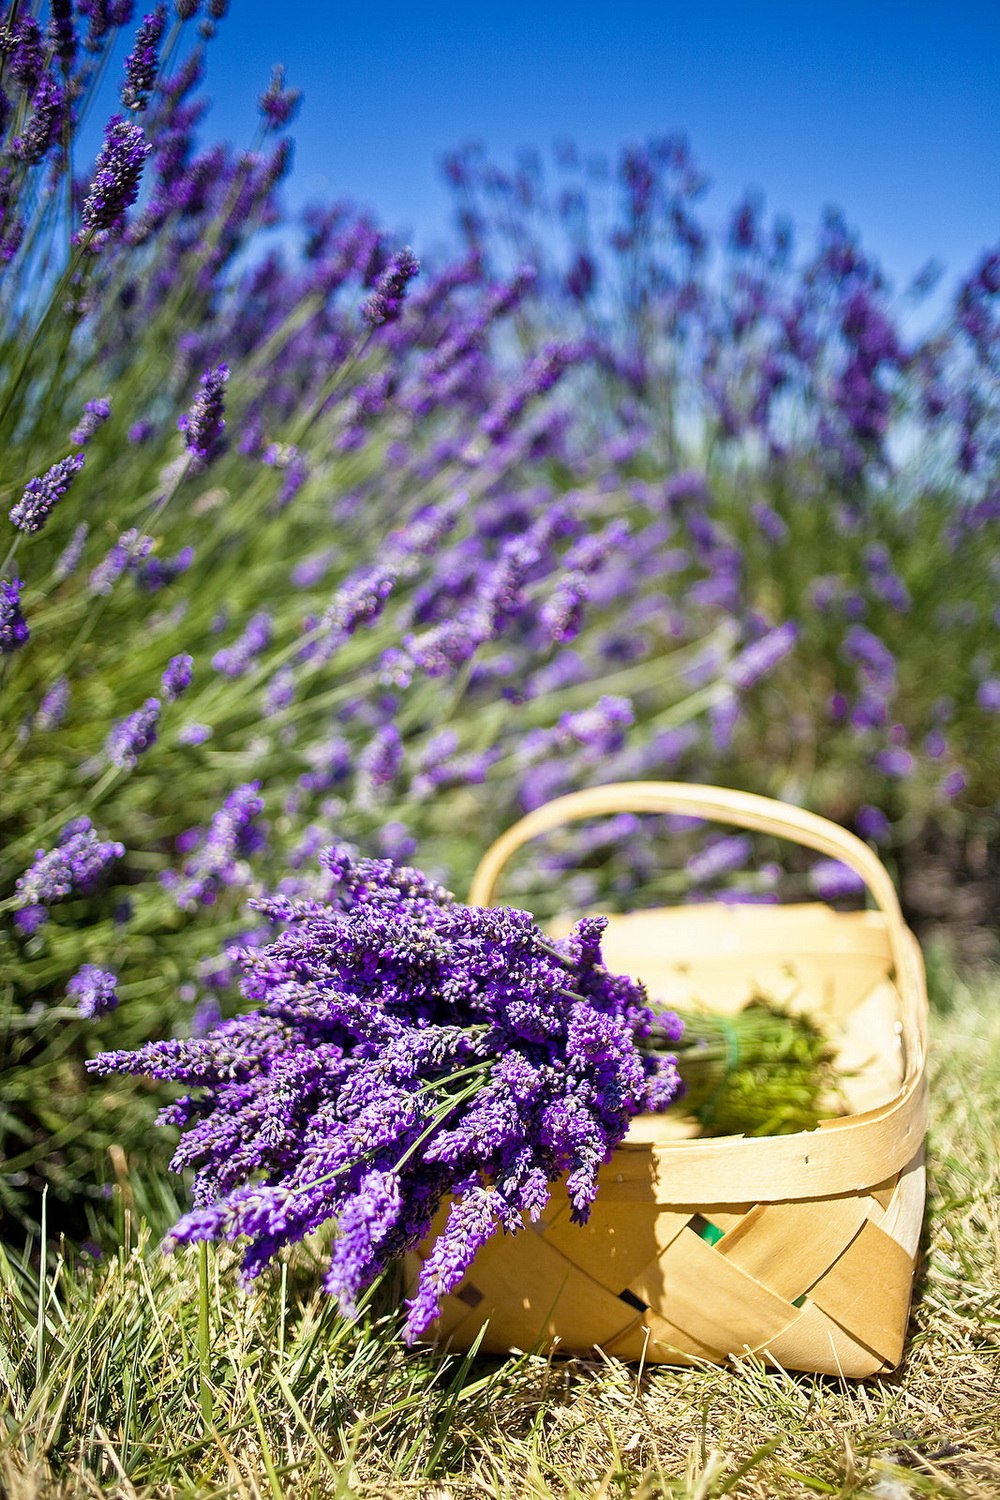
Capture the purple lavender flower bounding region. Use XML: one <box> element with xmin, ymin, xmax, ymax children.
<box><xmin>873</xmin><ymin>747</ymin><xmax>913</xmax><ymax>779</ymax></box>
<box><xmin>10</xmin><ymin>454</ymin><xmax>85</xmax><ymax>533</ymax></box>
<box><xmin>539</xmin><ymin>571</ymin><xmax>589</xmax><ymax>644</ymax></box>
<box><xmin>92</xmin><ymin>851</ymin><xmax>681</xmax><ymax>1340</ymax></box>
<box><xmin>9</xmin><ymin>16</ymin><xmax>45</xmax><ymax>89</ymax></box>
<box><xmin>211</xmin><ymin>612</ymin><xmax>271</xmax><ymax>677</ymax></box>
<box><xmin>358</xmin><ymin>724</ymin><xmax>403</xmax><ymax>801</ymax></box>
<box><xmin>178</xmin><ymin>722</ymin><xmax>213</xmax><ymax>746</ymax></box>
<box><xmin>361</xmin><ymin>247</ymin><xmax>420</xmax><ymax>327</ymax></box>
<box><xmin>16</xmin><ymin>819</ymin><xmax>125</xmax><ymax>909</ymax></box>
<box><xmin>54</xmin><ymin>523</ymin><xmax>89</xmax><ymax>582</ymax></box>
<box><xmin>0</xmin><ymin>577</ymin><xmax>29</xmax><ymax>654</ymax></box>
<box><xmin>81</xmin><ymin>115</ymin><xmax>151</xmax><ymax>234</ymax></box>
<box><xmin>121</xmin><ymin>7</ymin><xmax>166</xmax><ymax>110</ymax></box>
<box><xmin>106</xmin><ymin>697</ymin><xmax>161</xmax><ymax>768</ymax></box>
<box><xmin>178</xmin><ymin>363</ymin><xmax>229</xmax><ymax>468</ymax></box>
<box><xmin>166</xmin><ymin>782</ymin><xmax>265</xmax><ymax>908</ymax></box>
<box><xmin>855</xmin><ymin>804</ymin><xmax>890</xmax><ymax>843</ymax></box>
<box><xmin>37</xmin><ymin>676</ymin><xmax>70</xmax><ymax>730</ymax></box>
<box><xmin>938</xmin><ymin>768</ymin><xmax>967</xmax><ymax>800</ymax></box>
<box><xmin>68</xmin><ymin>965</ymin><xmax>119</xmax><ymax>1019</ymax></box>
<box><xmin>258</xmin><ymin>65</ymin><xmax>300</xmax><ymax>130</ymax></box>
<box><xmin>11</xmin><ymin>74</ymin><xmax>66</xmax><ymax>166</ymax></box>
<box><xmin>726</xmin><ymin>622</ymin><xmax>798</xmax><ymax>691</ymax></box>
<box><xmin>70</xmin><ymin>399</ymin><xmax>112</xmax><ymax>446</ymax></box>
<box><xmin>686</xmin><ymin>835</ymin><xmax>752</xmax><ymax>884</ymax></box>
<box><xmin>809</xmin><ymin>860</ymin><xmax>866</xmax><ymax>901</ymax></box>
<box><xmin>88</xmin><ymin>529</ymin><xmax>154</xmax><ymax>594</ymax></box>
<box><xmin>47</xmin><ymin>1</ymin><xmax>78</xmax><ymax>66</ymax></box>
<box><xmin>162</xmin><ymin>653</ymin><xmax>194</xmax><ymax>700</ymax></box>
<box><xmin>976</xmin><ymin>678</ymin><xmax>1000</xmax><ymax>713</ymax></box>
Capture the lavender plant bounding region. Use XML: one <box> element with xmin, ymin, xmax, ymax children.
<box><xmin>2</xmin><ymin>9</ymin><xmax>995</xmax><ymax>1243</ymax></box>
<box><xmin>445</xmin><ymin>140</ymin><xmax>1000</xmax><ymax>887</ymax></box>
<box><xmin>0</xmin><ymin>9</ymin><xmax>737</xmax><ymax>1232</ymax></box>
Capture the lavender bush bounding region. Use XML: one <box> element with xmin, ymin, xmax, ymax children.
<box><xmin>1</xmin><ymin>8</ymin><xmax>996</xmax><ymax>1236</ymax></box>
<box><xmin>445</xmin><ymin>140</ymin><xmax>1000</xmax><ymax>867</ymax></box>
<box><xmin>0</xmin><ymin>7</ymin><xmax>733</xmax><ymax>1231</ymax></box>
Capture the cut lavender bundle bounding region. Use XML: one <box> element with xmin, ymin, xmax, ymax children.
<box><xmin>91</xmin><ymin>848</ymin><xmax>683</xmax><ymax>1341</ymax></box>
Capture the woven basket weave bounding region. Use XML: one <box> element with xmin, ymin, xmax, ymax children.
<box><xmin>406</xmin><ymin>782</ymin><xmax>929</xmax><ymax>1377</ymax></box>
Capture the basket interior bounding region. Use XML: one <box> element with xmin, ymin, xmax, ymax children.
<box><xmin>549</xmin><ymin>900</ymin><xmax>907</xmax><ymax>1133</ymax></box>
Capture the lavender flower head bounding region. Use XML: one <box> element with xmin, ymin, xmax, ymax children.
<box><xmin>162</xmin><ymin>653</ymin><xmax>194</xmax><ymax>700</ymax></box>
<box><xmin>258</xmin><ymin>65</ymin><xmax>300</xmax><ymax>130</ymax></box>
<box><xmin>10</xmin><ymin>454</ymin><xmax>85</xmax><ymax>533</ymax></box>
<box><xmin>81</xmin><ymin>115</ymin><xmax>151</xmax><ymax>234</ymax></box>
<box><xmin>178</xmin><ymin>363</ymin><xmax>229</xmax><ymax>469</ymax></box>
<box><xmin>1</xmin><ymin>577</ymin><xmax>29</xmax><ymax>654</ymax></box>
<box><xmin>121</xmin><ymin>7</ymin><xmax>166</xmax><ymax>110</ymax></box>
<box><xmin>68</xmin><ymin>965</ymin><xmax>119</xmax><ymax>1019</ymax></box>
<box><xmin>16</xmin><ymin>819</ymin><xmax>125</xmax><ymax>910</ymax></box>
<box><xmin>166</xmin><ymin>781</ymin><xmax>265</xmax><ymax>908</ymax></box>
<box><xmin>106</xmin><ymin>697</ymin><xmax>161</xmax><ymax>768</ymax></box>
<box><xmin>361</xmin><ymin>247</ymin><xmax>420</xmax><ymax>327</ymax></box>
<box><xmin>91</xmin><ymin>848</ymin><xmax>682</xmax><ymax>1342</ymax></box>
<box><xmin>70</xmin><ymin>398</ymin><xmax>112</xmax><ymax>446</ymax></box>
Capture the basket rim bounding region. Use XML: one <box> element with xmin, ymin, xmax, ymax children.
<box><xmin>471</xmin><ymin>784</ymin><xmax>929</xmax><ymax>1202</ymax></box>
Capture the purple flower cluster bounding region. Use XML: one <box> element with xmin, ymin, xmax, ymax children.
<box><xmin>165</xmin><ymin>782</ymin><xmax>266</xmax><ymax>908</ymax></box>
<box><xmin>1</xmin><ymin>577</ymin><xmax>29</xmax><ymax>654</ymax></box>
<box><xmin>121</xmin><ymin>7</ymin><xmax>166</xmax><ymax>111</ymax></box>
<box><xmin>15</xmin><ymin>819</ymin><xmax>125</xmax><ymax>916</ymax></box>
<box><xmin>81</xmin><ymin>115</ymin><xmax>151</xmax><ymax>234</ymax></box>
<box><xmin>68</xmin><ymin>964</ymin><xmax>120</xmax><ymax>1018</ymax></box>
<box><xmin>106</xmin><ymin>697</ymin><xmax>161</xmax><ymax>768</ymax></box>
<box><xmin>10</xmin><ymin>454</ymin><xmax>85</xmax><ymax>534</ymax></box>
<box><xmin>92</xmin><ymin>849</ymin><xmax>681</xmax><ymax>1340</ymax></box>
<box><xmin>178</xmin><ymin>363</ymin><xmax>229</xmax><ymax>468</ymax></box>
<box><xmin>360</xmin><ymin>247</ymin><xmax>420</xmax><ymax>327</ymax></box>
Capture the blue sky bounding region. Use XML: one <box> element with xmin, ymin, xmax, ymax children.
<box><xmin>196</xmin><ymin>2</ymin><xmax>998</xmax><ymax>300</ymax></box>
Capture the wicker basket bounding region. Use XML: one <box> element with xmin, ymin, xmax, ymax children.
<box><xmin>406</xmin><ymin>782</ymin><xmax>929</xmax><ymax>1377</ymax></box>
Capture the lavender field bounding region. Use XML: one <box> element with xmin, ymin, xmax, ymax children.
<box><xmin>0</xmin><ymin>6</ymin><xmax>998</xmax><ymax>1497</ymax></box>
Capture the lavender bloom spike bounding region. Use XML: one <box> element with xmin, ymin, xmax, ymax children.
<box><xmin>0</xmin><ymin>577</ymin><xmax>29</xmax><ymax>654</ymax></box>
<box><xmin>16</xmin><ymin>820</ymin><xmax>124</xmax><ymax>909</ymax></box>
<box><xmin>37</xmin><ymin>676</ymin><xmax>70</xmax><ymax>729</ymax></box>
<box><xmin>11</xmin><ymin>74</ymin><xmax>66</xmax><ymax>166</ymax></box>
<box><xmin>162</xmin><ymin>653</ymin><xmax>194</xmax><ymax>700</ymax></box>
<box><xmin>68</xmin><ymin>965</ymin><xmax>119</xmax><ymax>1019</ymax></box>
<box><xmin>166</xmin><ymin>782</ymin><xmax>265</xmax><ymax>908</ymax></box>
<box><xmin>54</xmin><ymin>524</ymin><xmax>89</xmax><ymax>582</ymax></box>
<box><xmin>70</xmin><ymin>399</ymin><xmax>112</xmax><ymax>446</ymax></box>
<box><xmin>106</xmin><ymin>697</ymin><xmax>161</xmax><ymax>768</ymax></box>
<box><xmin>258</xmin><ymin>65</ymin><xmax>300</xmax><ymax>130</ymax></box>
<box><xmin>810</xmin><ymin>859</ymin><xmax>866</xmax><ymax>900</ymax></box>
<box><xmin>88</xmin><ymin>529</ymin><xmax>154</xmax><ymax>594</ymax></box>
<box><xmin>121</xmin><ymin>7</ymin><xmax>166</xmax><ymax>110</ymax></box>
<box><xmin>10</xmin><ymin>454</ymin><xmax>85</xmax><ymax>534</ymax></box>
<box><xmin>81</xmin><ymin>116</ymin><xmax>151</xmax><ymax>234</ymax></box>
<box><xmin>726</xmin><ymin>621</ymin><xmax>798</xmax><ymax>691</ymax></box>
<box><xmin>361</xmin><ymin>247</ymin><xmax>420</xmax><ymax>327</ymax></box>
<box><xmin>686</xmin><ymin>835</ymin><xmax>752</xmax><ymax>884</ymax></box>
<box><xmin>178</xmin><ymin>363</ymin><xmax>229</xmax><ymax>469</ymax></box>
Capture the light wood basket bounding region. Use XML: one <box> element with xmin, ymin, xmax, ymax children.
<box><xmin>407</xmin><ymin>782</ymin><xmax>929</xmax><ymax>1377</ymax></box>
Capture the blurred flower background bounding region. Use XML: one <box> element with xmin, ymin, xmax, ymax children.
<box><xmin>0</xmin><ymin>0</ymin><xmax>997</xmax><ymax>1243</ymax></box>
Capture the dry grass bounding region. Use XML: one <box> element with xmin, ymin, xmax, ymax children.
<box><xmin>2</xmin><ymin>970</ymin><xmax>998</xmax><ymax>1499</ymax></box>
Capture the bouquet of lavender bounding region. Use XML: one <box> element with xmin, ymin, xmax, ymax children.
<box><xmin>92</xmin><ymin>844</ymin><xmax>832</xmax><ymax>1342</ymax></box>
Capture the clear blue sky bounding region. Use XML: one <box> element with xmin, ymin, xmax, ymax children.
<box><xmin>197</xmin><ymin>2</ymin><xmax>998</xmax><ymax>299</ymax></box>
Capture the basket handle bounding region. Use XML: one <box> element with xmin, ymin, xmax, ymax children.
<box><xmin>468</xmin><ymin>781</ymin><xmax>911</xmax><ymax>983</ymax></box>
